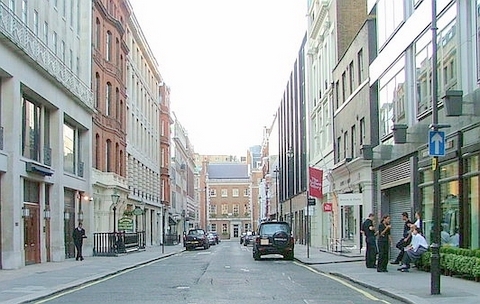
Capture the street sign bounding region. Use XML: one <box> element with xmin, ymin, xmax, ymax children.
<box><xmin>428</xmin><ymin>130</ymin><xmax>445</xmax><ymax>157</ymax></box>
<box><xmin>308</xmin><ymin>198</ymin><xmax>316</xmax><ymax>206</ymax></box>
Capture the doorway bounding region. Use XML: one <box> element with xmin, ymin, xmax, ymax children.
<box><xmin>24</xmin><ymin>203</ymin><xmax>40</xmax><ymax>265</ymax></box>
<box><xmin>233</xmin><ymin>224</ymin><xmax>239</xmax><ymax>237</ymax></box>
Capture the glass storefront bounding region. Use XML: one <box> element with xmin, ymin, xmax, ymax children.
<box><xmin>420</xmin><ymin>154</ymin><xmax>480</xmax><ymax>249</ymax></box>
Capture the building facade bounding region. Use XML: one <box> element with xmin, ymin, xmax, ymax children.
<box><xmin>205</xmin><ymin>163</ymin><xmax>253</xmax><ymax>239</ymax></box>
<box><xmin>0</xmin><ymin>0</ymin><xmax>93</xmax><ymax>268</ymax></box>
<box><xmin>91</xmin><ymin>0</ymin><xmax>130</xmax><ymax>235</ymax></box>
<box><xmin>124</xmin><ymin>5</ymin><xmax>165</xmax><ymax>246</ymax></box>
<box><xmin>369</xmin><ymin>0</ymin><xmax>480</xmax><ymax>252</ymax></box>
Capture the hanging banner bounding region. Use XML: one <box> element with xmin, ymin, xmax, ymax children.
<box><xmin>323</xmin><ymin>202</ymin><xmax>333</xmax><ymax>212</ymax></box>
<box><xmin>309</xmin><ymin>167</ymin><xmax>323</xmax><ymax>199</ymax></box>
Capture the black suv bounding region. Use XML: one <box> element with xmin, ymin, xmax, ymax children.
<box><xmin>185</xmin><ymin>228</ymin><xmax>210</xmax><ymax>250</ymax></box>
<box><xmin>253</xmin><ymin>221</ymin><xmax>294</xmax><ymax>260</ymax></box>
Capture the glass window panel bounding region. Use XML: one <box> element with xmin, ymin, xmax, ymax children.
<box><xmin>63</xmin><ymin>123</ymin><xmax>75</xmax><ymax>174</ymax></box>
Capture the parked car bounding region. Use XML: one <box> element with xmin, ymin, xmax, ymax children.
<box><xmin>208</xmin><ymin>231</ymin><xmax>220</xmax><ymax>244</ymax></box>
<box><xmin>243</xmin><ymin>231</ymin><xmax>255</xmax><ymax>246</ymax></box>
<box><xmin>185</xmin><ymin>228</ymin><xmax>210</xmax><ymax>250</ymax></box>
<box><xmin>253</xmin><ymin>221</ymin><xmax>294</xmax><ymax>260</ymax></box>
<box><xmin>207</xmin><ymin>232</ymin><xmax>217</xmax><ymax>245</ymax></box>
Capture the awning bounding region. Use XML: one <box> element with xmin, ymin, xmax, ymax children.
<box><xmin>26</xmin><ymin>162</ymin><xmax>54</xmax><ymax>176</ymax></box>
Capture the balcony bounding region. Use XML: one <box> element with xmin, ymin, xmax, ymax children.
<box><xmin>92</xmin><ymin>168</ymin><xmax>128</xmax><ymax>189</ymax></box>
<box><xmin>0</xmin><ymin>2</ymin><xmax>93</xmax><ymax>110</ymax></box>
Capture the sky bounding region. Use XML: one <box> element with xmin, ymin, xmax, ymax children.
<box><xmin>129</xmin><ymin>0</ymin><xmax>307</xmax><ymax>157</ymax></box>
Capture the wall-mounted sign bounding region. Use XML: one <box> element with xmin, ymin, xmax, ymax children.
<box><xmin>338</xmin><ymin>193</ymin><xmax>363</xmax><ymax>206</ymax></box>
<box><xmin>323</xmin><ymin>202</ymin><xmax>332</xmax><ymax>212</ymax></box>
<box><xmin>118</xmin><ymin>217</ymin><xmax>134</xmax><ymax>232</ymax></box>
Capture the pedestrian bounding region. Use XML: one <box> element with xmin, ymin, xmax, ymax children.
<box><xmin>398</xmin><ymin>225</ymin><xmax>428</xmax><ymax>272</ymax></box>
<box><xmin>391</xmin><ymin>212</ymin><xmax>413</xmax><ymax>265</ymax></box>
<box><xmin>72</xmin><ymin>222</ymin><xmax>86</xmax><ymax>261</ymax></box>
<box><xmin>413</xmin><ymin>211</ymin><xmax>423</xmax><ymax>234</ymax></box>
<box><xmin>362</xmin><ymin>213</ymin><xmax>377</xmax><ymax>268</ymax></box>
<box><xmin>376</xmin><ymin>215</ymin><xmax>392</xmax><ymax>272</ymax></box>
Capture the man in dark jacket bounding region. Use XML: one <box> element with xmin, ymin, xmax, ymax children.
<box><xmin>72</xmin><ymin>222</ymin><xmax>86</xmax><ymax>261</ymax></box>
<box><xmin>362</xmin><ymin>213</ymin><xmax>377</xmax><ymax>268</ymax></box>
<box><xmin>391</xmin><ymin>212</ymin><xmax>413</xmax><ymax>265</ymax></box>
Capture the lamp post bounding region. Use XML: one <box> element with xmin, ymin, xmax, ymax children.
<box><xmin>287</xmin><ymin>148</ymin><xmax>294</xmax><ymax>228</ymax></box>
<box><xmin>111</xmin><ymin>193</ymin><xmax>120</xmax><ymax>232</ymax></box>
<box><xmin>274</xmin><ymin>167</ymin><xmax>280</xmax><ymax>221</ymax></box>
<box><xmin>430</xmin><ymin>0</ymin><xmax>441</xmax><ymax>295</ymax></box>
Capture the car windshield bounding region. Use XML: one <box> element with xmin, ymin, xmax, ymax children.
<box><xmin>260</xmin><ymin>223</ymin><xmax>290</xmax><ymax>235</ymax></box>
<box><xmin>188</xmin><ymin>230</ymin><xmax>204</xmax><ymax>236</ymax></box>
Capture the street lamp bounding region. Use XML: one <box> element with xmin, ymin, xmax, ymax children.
<box><xmin>287</xmin><ymin>147</ymin><xmax>294</xmax><ymax>228</ymax></box>
<box><xmin>274</xmin><ymin>167</ymin><xmax>280</xmax><ymax>221</ymax></box>
<box><xmin>111</xmin><ymin>193</ymin><xmax>120</xmax><ymax>232</ymax></box>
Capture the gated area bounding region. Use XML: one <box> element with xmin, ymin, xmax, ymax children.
<box><xmin>93</xmin><ymin>232</ymin><xmax>146</xmax><ymax>256</ymax></box>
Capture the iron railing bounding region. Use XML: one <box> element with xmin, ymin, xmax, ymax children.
<box><xmin>93</xmin><ymin>231</ymin><xmax>145</xmax><ymax>256</ymax></box>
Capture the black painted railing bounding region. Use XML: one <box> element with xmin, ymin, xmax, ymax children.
<box><xmin>93</xmin><ymin>231</ymin><xmax>146</xmax><ymax>256</ymax></box>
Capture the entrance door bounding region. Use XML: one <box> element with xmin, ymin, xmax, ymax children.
<box><xmin>24</xmin><ymin>204</ymin><xmax>40</xmax><ymax>265</ymax></box>
<box><xmin>233</xmin><ymin>224</ymin><xmax>239</xmax><ymax>237</ymax></box>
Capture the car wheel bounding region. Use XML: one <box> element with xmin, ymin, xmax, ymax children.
<box><xmin>284</xmin><ymin>251</ymin><xmax>294</xmax><ymax>260</ymax></box>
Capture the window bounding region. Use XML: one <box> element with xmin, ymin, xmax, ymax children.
<box><xmin>52</xmin><ymin>31</ymin><xmax>57</xmax><ymax>54</ymax></box>
<box><xmin>336</xmin><ymin>136</ymin><xmax>341</xmax><ymax>162</ymax></box>
<box><xmin>359</xmin><ymin>118</ymin><xmax>365</xmax><ymax>146</ymax></box>
<box><xmin>106</xmin><ymin>31</ymin><xmax>112</xmax><ymax>61</ymax></box>
<box><xmin>221</xmin><ymin>204</ymin><xmax>228</xmax><ymax>215</ymax></box>
<box><xmin>233</xmin><ymin>204</ymin><xmax>239</xmax><ymax>215</ymax></box>
<box><xmin>43</xmin><ymin>22</ymin><xmax>48</xmax><ymax>44</ymax></box>
<box><xmin>232</xmin><ymin>189</ymin><xmax>239</xmax><ymax>197</ymax></box>
<box><xmin>94</xmin><ymin>73</ymin><xmax>100</xmax><ymax>108</ymax></box>
<box><xmin>9</xmin><ymin>0</ymin><xmax>15</xmax><ymax>11</ymax></box>
<box><xmin>377</xmin><ymin>0</ymin><xmax>405</xmax><ymax>47</ymax></box>
<box><xmin>349</xmin><ymin>61</ymin><xmax>354</xmax><ymax>94</ymax></box>
<box><xmin>95</xmin><ymin>18</ymin><xmax>101</xmax><ymax>49</ymax></box>
<box><xmin>351</xmin><ymin>125</ymin><xmax>356</xmax><ymax>159</ymax></box>
<box><xmin>357</xmin><ymin>49</ymin><xmax>364</xmax><ymax>85</ymax></box>
<box><xmin>106</xmin><ymin>139</ymin><xmax>112</xmax><ymax>172</ymax></box>
<box><xmin>209</xmin><ymin>204</ymin><xmax>216</xmax><ymax>215</ymax></box>
<box><xmin>416</xmin><ymin>4</ymin><xmax>457</xmax><ymax>115</ymax></box>
<box><xmin>210</xmin><ymin>223</ymin><xmax>217</xmax><ymax>232</ymax></box>
<box><xmin>222</xmin><ymin>223</ymin><xmax>228</xmax><ymax>234</ymax></box>
<box><xmin>64</xmin><ymin>122</ymin><xmax>82</xmax><ymax>175</ymax></box>
<box><xmin>379</xmin><ymin>55</ymin><xmax>405</xmax><ymax>139</ymax></box>
<box><xmin>106</xmin><ymin>82</ymin><xmax>112</xmax><ymax>115</ymax></box>
<box><xmin>243</xmin><ymin>188</ymin><xmax>249</xmax><ymax>197</ymax></box>
<box><xmin>343</xmin><ymin>131</ymin><xmax>348</xmax><ymax>159</ymax></box>
<box><xmin>69</xmin><ymin>49</ymin><xmax>73</xmax><ymax>69</ymax></box>
<box><xmin>221</xmin><ymin>189</ymin><xmax>227</xmax><ymax>197</ymax></box>
<box><xmin>61</xmin><ymin>41</ymin><xmax>65</xmax><ymax>62</ymax></box>
<box><xmin>341</xmin><ymin>72</ymin><xmax>347</xmax><ymax>104</ymax></box>
<box><xmin>209</xmin><ymin>189</ymin><xmax>216</xmax><ymax>197</ymax></box>
<box><xmin>22</xmin><ymin>0</ymin><xmax>27</xmax><ymax>23</ymax></box>
<box><xmin>33</xmin><ymin>10</ymin><xmax>38</xmax><ymax>35</ymax></box>
<box><xmin>22</xmin><ymin>98</ymin><xmax>41</xmax><ymax>161</ymax></box>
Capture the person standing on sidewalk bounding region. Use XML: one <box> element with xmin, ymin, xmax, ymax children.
<box><xmin>362</xmin><ymin>213</ymin><xmax>377</xmax><ymax>268</ymax></box>
<box><xmin>391</xmin><ymin>212</ymin><xmax>413</xmax><ymax>265</ymax></box>
<box><xmin>72</xmin><ymin>222</ymin><xmax>86</xmax><ymax>261</ymax></box>
<box><xmin>376</xmin><ymin>215</ymin><xmax>392</xmax><ymax>272</ymax></box>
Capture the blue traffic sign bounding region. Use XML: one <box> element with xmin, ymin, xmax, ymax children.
<box><xmin>428</xmin><ymin>130</ymin><xmax>445</xmax><ymax>157</ymax></box>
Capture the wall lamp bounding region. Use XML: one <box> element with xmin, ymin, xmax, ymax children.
<box><xmin>44</xmin><ymin>208</ymin><xmax>51</xmax><ymax>220</ymax></box>
<box><xmin>22</xmin><ymin>206</ymin><xmax>30</xmax><ymax>218</ymax></box>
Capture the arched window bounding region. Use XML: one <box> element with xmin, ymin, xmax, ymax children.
<box><xmin>95</xmin><ymin>134</ymin><xmax>100</xmax><ymax>170</ymax></box>
<box><xmin>115</xmin><ymin>142</ymin><xmax>119</xmax><ymax>173</ymax></box>
<box><xmin>115</xmin><ymin>87</ymin><xmax>120</xmax><ymax>119</ymax></box>
<box><xmin>106</xmin><ymin>82</ymin><xmax>112</xmax><ymax>115</ymax></box>
<box><xmin>106</xmin><ymin>139</ymin><xmax>112</xmax><ymax>172</ymax></box>
<box><xmin>106</xmin><ymin>31</ymin><xmax>112</xmax><ymax>61</ymax></box>
<box><xmin>95</xmin><ymin>73</ymin><xmax>100</xmax><ymax>108</ymax></box>
<box><xmin>95</xmin><ymin>18</ymin><xmax>101</xmax><ymax>49</ymax></box>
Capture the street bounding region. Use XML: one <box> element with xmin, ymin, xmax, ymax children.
<box><xmin>37</xmin><ymin>241</ymin><xmax>403</xmax><ymax>304</ymax></box>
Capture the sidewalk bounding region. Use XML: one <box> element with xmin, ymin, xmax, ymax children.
<box><xmin>0</xmin><ymin>244</ymin><xmax>184</xmax><ymax>304</ymax></box>
<box><xmin>1</xmin><ymin>243</ymin><xmax>479</xmax><ymax>304</ymax></box>
<box><xmin>293</xmin><ymin>244</ymin><xmax>480</xmax><ymax>304</ymax></box>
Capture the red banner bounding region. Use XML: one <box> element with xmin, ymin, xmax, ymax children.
<box><xmin>309</xmin><ymin>167</ymin><xmax>323</xmax><ymax>199</ymax></box>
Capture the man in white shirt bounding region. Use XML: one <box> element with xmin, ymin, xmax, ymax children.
<box><xmin>398</xmin><ymin>225</ymin><xmax>428</xmax><ymax>272</ymax></box>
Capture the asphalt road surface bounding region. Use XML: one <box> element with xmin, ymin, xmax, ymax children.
<box><xmin>38</xmin><ymin>241</ymin><xmax>404</xmax><ymax>304</ymax></box>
